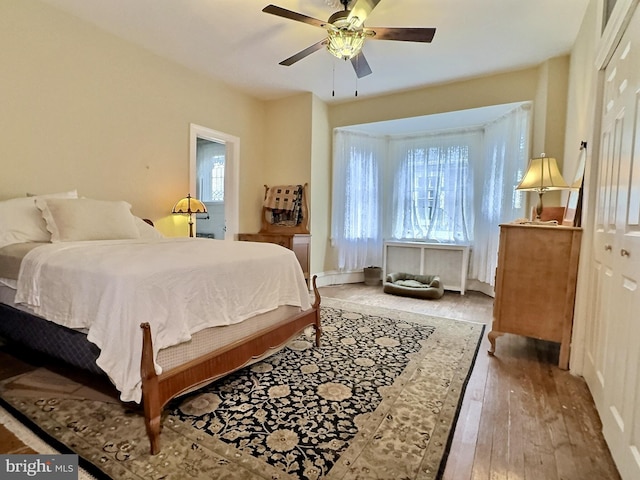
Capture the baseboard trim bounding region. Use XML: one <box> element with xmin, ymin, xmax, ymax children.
<box><xmin>313</xmin><ymin>271</ymin><xmax>495</xmax><ymax>297</ymax></box>
<box><xmin>313</xmin><ymin>270</ymin><xmax>365</xmax><ymax>287</ymax></box>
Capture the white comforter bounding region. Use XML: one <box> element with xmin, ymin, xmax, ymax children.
<box><xmin>15</xmin><ymin>238</ymin><xmax>311</xmax><ymax>403</ymax></box>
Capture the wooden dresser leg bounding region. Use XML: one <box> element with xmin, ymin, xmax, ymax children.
<box><xmin>487</xmin><ymin>330</ymin><xmax>503</xmax><ymax>356</ymax></box>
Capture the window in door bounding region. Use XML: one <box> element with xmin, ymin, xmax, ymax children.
<box><xmin>195</xmin><ymin>138</ymin><xmax>225</xmax><ymax>239</ymax></box>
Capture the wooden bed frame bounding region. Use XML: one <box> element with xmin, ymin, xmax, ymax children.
<box><xmin>139</xmin><ymin>275</ymin><xmax>322</xmax><ymax>454</ymax></box>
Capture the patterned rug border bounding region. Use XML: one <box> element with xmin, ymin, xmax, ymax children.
<box><xmin>0</xmin><ymin>298</ymin><xmax>485</xmax><ymax>480</ymax></box>
<box><xmin>320</xmin><ymin>297</ymin><xmax>485</xmax><ymax>479</ymax></box>
<box><xmin>0</xmin><ymin>404</ymin><xmax>101</xmax><ymax>480</ymax></box>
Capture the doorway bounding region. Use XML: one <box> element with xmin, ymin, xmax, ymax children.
<box><xmin>189</xmin><ymin>124</ymin><xmax>240</xmax><ymax>240</ymax></box>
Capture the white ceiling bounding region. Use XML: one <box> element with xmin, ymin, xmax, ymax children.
<box><xmin>39</xmin><ymin>0</ymin><xmax>590</xmax><ymax>105</ymax></box>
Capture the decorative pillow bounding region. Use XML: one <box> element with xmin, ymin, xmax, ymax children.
<box><xmin>0</xmin><ymin>190</ymin><xmax>78</xmax><ymax>248</ymax></box>
<box><xmin>36</xmin><ymin>198</ymin><xmax>140</xmax><ymax>242</ymax></box>
<box><xmin>134</xmin><ymin>216</ymin><xmax>164</xmax><ymax>240</ymax></box>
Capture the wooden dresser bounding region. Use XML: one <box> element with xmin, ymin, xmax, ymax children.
<box><xmin>238</xmin><ymin>233</ymin><xmax>311</xmax><ymax>284</ymax></box>
<box><xmin>488</xmin><ymin>223</ymin><xmax>582</xmax><ymax>369</ymax></box>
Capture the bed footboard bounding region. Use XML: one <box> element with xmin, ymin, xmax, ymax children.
<box><xmin>139</xmin><ymin>275</ymin><xmax>321</xmax><ymax>455</ymax></box>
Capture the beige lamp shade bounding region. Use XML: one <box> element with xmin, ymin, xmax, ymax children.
<box><xmin>517</xmin><ymin>154</ymin><xmax>570</xmax><ymax>221</ymax></box>
<box><xmin>171</xmin><ymin>194</ymin><xmax>208</xmax><ymax>215</ymax></box>
<box><xmin>172</xmin><ymin>194</ymin><xmax>208</xmax><ymax>237</ymax></box>
<box><xmin>516</xmin><ymin>154</ymin><xmax>570</xmax><ymax>192</ymax></box>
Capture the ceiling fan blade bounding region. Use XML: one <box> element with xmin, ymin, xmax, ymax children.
<box><xmin>262</xmin><ymin>4</ymin><xmax>326</xmax><ymax>28</ymax></box>
<box><xmin>368</xmin><ymin>27</ymin><xmax>436</xmax><ymax>42</ymax></box>
<box><xmin>279</xmin><ymin>39</ymin><xmax>328</xmax><ymax>66</ymax></box>
<box><xmin>350</xmin><ymin>51</ymin><xmax>373</xmax><ymax>78</ymax></box>
<box><xmin>347</xmin><ymin>0</ymin><xmax>383</xmax><ymax>28</ymax></box>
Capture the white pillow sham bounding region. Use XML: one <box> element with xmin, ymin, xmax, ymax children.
<box><xmin>0</xmin><ymin>190</ymin><xmax>78</xmax><ymax>248</ymax></box>
<box><xmin>36</xmin><ymin>198</ymin><xmax>140</xmax><ymax>242</ymax></box>
<box><xmin>134</xmin><ymin>216</ymin><xmax>164</xmax><ymax>240</ymax></box>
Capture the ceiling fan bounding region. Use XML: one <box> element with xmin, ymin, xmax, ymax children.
<box><xmin>262</xmin><ymin>0</ymin><xmax>436</xmax><ymax>78</ymax></box>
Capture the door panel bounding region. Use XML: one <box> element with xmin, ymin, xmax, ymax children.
<box><xmin>586</xmin><ymin>7</ymin><xmax>640</xmax><ymax>479</ymax></box>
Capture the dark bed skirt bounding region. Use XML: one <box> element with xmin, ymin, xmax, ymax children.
<box><xmin>0</xmin><ymin>302</ymin><xmax>103</xmax><ymax>374</ymax></box>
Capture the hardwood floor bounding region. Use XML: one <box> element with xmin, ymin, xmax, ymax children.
<box><xmin>0</xmin><ymin>283</ymin><xmax>621</xmax><ymax>479</ymax></box>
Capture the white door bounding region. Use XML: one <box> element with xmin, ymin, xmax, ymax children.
<box><xmin>584</xmin><ymin>6</ymin><xmax>640</xmax><ymax>479</ymax></box>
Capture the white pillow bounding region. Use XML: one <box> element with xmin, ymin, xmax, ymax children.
<box><xmin>36</xmin><ymin>198</ymin><xmax>140</xmax><ymax>242</ymax></box>
<box><xmin>0</xmin><ymin>190</ymin><xmax>78</xmax><ymax>248</ymax></box>
<box><xmin>134</xmin><ymin>216</ymin><xmax>164</xmax><ymax>240</ymax></box>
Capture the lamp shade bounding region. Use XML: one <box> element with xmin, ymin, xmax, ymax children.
<box><xmin>172</xmin><ymin>194</ymin><xmax>207</xmax><ymax>237</ymax></box>
<box><xmin>171</xmin><ymin>194</ymin><xmax>207</xmax><ymax>215</ymax></box>
<box><xmin>516</xmin><ymin>154</ymin><xmax>570</xmax><ymax>192</ymax></box>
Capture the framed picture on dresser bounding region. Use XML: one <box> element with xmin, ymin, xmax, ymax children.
<box><xmin>563</xmin><ymin>141</ymin><xmax>587</xmax><ymax>227</ymax></box>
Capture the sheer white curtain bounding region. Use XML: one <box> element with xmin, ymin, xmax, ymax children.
<box><xmin>331</xmin><ymin>103</ymin><xmax>530</xmax><ymax>284</ymax></box>
<box><xmin>331</xmin><ymin>130</ymin><xmax>386</xmax><ymax>271</ymax></box>
<box><xmin>471</xmin><ymin>104</ymin><xmax>530</xmax><ymax>285</ymax></box>
<box><xmin>388</xmin><ymin>131</ymin><xmax>480</xmax><ymax>243</ymax></box>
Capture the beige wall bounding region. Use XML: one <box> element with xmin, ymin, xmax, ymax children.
<box><xmin>563</xmin><ymin>0</ymin><xmax>601</xmax><ymax>183</ymax></box>
<box><xmin>0</xmin><ymin>0</ymin><xmax>266</xmax><ymax>237</ymax></box>
<box><xmin>533</xmin><ymin>56</ymin><xmax>570</xmax><ymax>162</ymax></box>
<box><xmin>262</xmin><ymin>93</ymin><xmax>332</xmax><ymax>277</ymax></box>
<box><xmin>309</xmin><ymin>96</ymin><xmax>331</xmax><ymax>275</ymax></box>
<box><xmin>531</xmin><ymin>56</ymin><xmax>571</xmax><ymax>207</ymax></box>
<box><xmin>256</xmin><ymin>94</ymin><xmax>314</xmax><ymax>234</ymax></box>
<box><xmin>329</xmin><ymin>67</ymin><xmax>540</xmax><ymax>129</ymax></box>
<box><xmin>2</xmin><ymin>0</ymin><xmax>576</xmax><ymax>280</ymax></box>
<box><xmin>562</xmin><ymin>0</ymin><xmax>603</xmax><ymax>374</ymax></box>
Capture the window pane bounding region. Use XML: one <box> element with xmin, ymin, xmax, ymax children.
<box><xmin>196</xmin><ymin>139</ymin><xmax>225</xmax><ymax>202</ymax></box>
<box><xmin>210</xmin><ymin>161</ymin><xmax>225</xmax><ymax>202</ymax></box>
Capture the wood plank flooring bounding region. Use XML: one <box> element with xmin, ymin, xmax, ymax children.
<box><xmin>0</xmin><ymin>283</ymin><xmax>621</xmax><ymax>479</ymax></box>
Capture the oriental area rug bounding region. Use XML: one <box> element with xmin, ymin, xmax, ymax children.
<box><xmin>0</xmin><ymin>298</ymin><xmax>484</xmax><ymax>480</ymax></box>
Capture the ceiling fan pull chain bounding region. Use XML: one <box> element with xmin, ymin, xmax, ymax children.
<box><xmin>332</xmin><ymin>61</ymin><xmax>336</xmax><ymax>97</ymax></box>
<box><xmin>355</xmin><ymin>56</ymin><xmax>358</xmax><ymax>97</ymax></box>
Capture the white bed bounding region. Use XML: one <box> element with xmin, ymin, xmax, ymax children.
<box><xmin>0</xmin><ymin>193</ymin><xmax>322</xmax><ymax>454</ymax></box>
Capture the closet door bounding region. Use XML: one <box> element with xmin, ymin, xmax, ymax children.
<box><xmin>585</xmin><ymin>7</ymin><xmax>640</xmax><ymax>479</ymax></box>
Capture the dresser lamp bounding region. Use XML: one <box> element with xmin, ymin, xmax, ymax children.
<box><xmin>171</xmin><ymin>194</ymin><xmax>208</xmax><ymax>237</ymax></box>
<box><xmin>516</xmin><ymin>153</ymin><xmax>569</xmax><ymax>221</ymax></box>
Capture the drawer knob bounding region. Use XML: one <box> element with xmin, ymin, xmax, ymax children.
<box><xmin>621</xmin><ymin>248</ymin><xmax>631</xmax><ymax>257</ymax></box>
<box><xmin>605</xmin><ymin>244</ymin><xmax>612</xmax><ymax>251</ymax></box>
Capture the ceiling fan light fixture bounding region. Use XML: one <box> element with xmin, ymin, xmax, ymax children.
<box><xmin>326</xmin><ymin>27</ymin><xmax>368</xmax><ymax>60</ymax></box>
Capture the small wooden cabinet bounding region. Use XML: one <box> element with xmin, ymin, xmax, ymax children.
<box><xmin>238</xmin><ymin>233</ymin><xmax>311</xmax><ymax>284</ymax></box>
<box><xmin>488</xmin><ymin>223</ymin><xmax>582</xmax><ymax>369</ymax></box>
